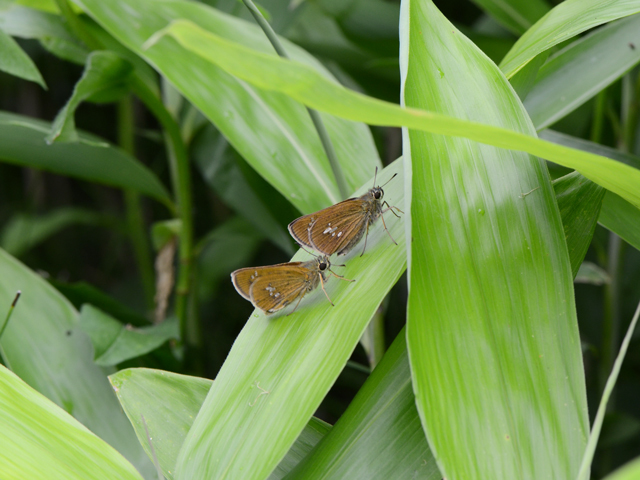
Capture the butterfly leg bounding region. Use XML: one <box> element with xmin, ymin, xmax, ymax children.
<box><xmin>382</xmin><ymin>201</ymin><xmax>404</xmax><ymax>218</ymax></box>
<box><xmin>287</xmin><ymin>293</ymin><xmax>307</xmax><ymax>316</ymax></box>
<box><xmin>328</xmin><ymin>268</ymin><xmax>355</xmax><ymax>283</ymax></box>
<box><xmin>359</xmin><ymin>224</ymin><xmax>371</xmax><ymax>257</ymax></box>
<box><xmin>379</xmin><ymin>211</ymin><xmax>398</xmax><ymax>246</ymax></box>
<box><xmin>318</xmin><ymin>274</ymin><xmax>335</xmax><ymax>306</ymax></box>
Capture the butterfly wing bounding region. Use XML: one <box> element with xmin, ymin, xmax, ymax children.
<box><xmin>231</xmin><ymin>267</ymin><xmax>260</xmax><ymax>300</ymax></box>
<box><xmin>248</xmin><ymin>262</ymin><xmax>316</xmax><ymax>314</ymax></box>
<box><xmin>305</xmin><ymin>200</ymin><xmax>369</xmax><ymax>255</ymax></box>
<box><xmin>288</xmin><ymin>212</ymin><xmax>317</xmax><ymax>250</ymax></box>
<box><xmin>231</xmin><ymin>261</ymin><xmax>309</xmax><ymax>301</ymax></box>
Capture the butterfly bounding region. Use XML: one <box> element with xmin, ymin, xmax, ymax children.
<box><xmin>288</xmin><ymin>168</ymin><xmax>403</xmax><ymax>257</ymax></box>
<box><xmin>231</xmin><ymin>255</ymin><xmax>352</xmax><ymax>315</ymax></box>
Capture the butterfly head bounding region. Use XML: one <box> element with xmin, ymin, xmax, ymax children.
<box><xmin>371</xmin><ymin>186</ymin><xmax>384</xmax><ymax>201</ymax></box>
<box><xmin>316</xmin><ymin>255</ymin><xmax>330</xmax><ymax>271</ymax></box>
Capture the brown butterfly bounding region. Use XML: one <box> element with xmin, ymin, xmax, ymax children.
<box><xmin>288</xmin><ymin>169</ymin><xmax>403</xmax><ymax>257</ymax></box>
<box><xmin>231</xmin><ymin>255</ymin><xmax>352</xmax><ymax>315</ymax></box>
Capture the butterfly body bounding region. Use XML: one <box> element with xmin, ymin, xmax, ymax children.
<box><xmin>231</xmin><ymin>256</ymin><xmax>343</xmax><ymax>314</ymax></box>
<box><xmin>288</xmin><ymin>181</ymin><xmax>401</xmax><ymax>257</ymax></box>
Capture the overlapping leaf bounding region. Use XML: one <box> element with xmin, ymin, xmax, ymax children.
<box><xmin>0</xmin><ymin>248</ymin><xmax>154</xmax><ymax>477</ymax></box>
<box><xmin>400</xmin><ymin>1</ymin><xmax>588</xmax><ymax>479</ymax></box>
<box><xmin>72</xmin><ymin>0</ymin><xmax>380</xmax><ymax>213</ymax></box>
<box><xmin>152</xmin><ymin>19</ymin><xmax>640</xmax><ymax>210</ymax></box>
<box><xmin>0</xmin><ymin>365</ymin><xmax>142</xmax><ymax>480</ymax></box>
<box><xmin>174</xmin><ymin>162</ymin><xmax>406</xmax><ymax>479</ymax></box>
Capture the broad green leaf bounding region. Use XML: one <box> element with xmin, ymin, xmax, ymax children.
<box><xmin>192</xmin><ymin>125</ymin><xmax>296</xmax><ymax>255</ymax></box>
<box><xmin>500</xmin><ymin>2</ymin><xmax>640</xmax><ymax>78</ymax></box>
<box><xmin>72</xmin><ymin>0</ymin><xmax>380</xmax><ymax>213</ymax></box>
<box><xmin>552</xmin><ymin>171</ymin><xmax>605</xmax><ymax>276</ymax></box>
<box><xmin>0</xmin><ymin>2</ymin><xmax>88</xmax><ymax>64</ymax></box>
<box><xmin>47</xmin><ymin>51</ymin><xmax>134</xmax><ymax>144</ymax></box>
<box><xmin>539</xmin><ymin>130</ymin><xmax>640</xmax><ymax>252</ymax></box>
<box><xmin>110</xmin><ymin>368</ymin><xmax>331</xmax><ymax>480</ymax></box>
<box><xmin>284</xmin><ymin>328</ymin><xmax>439</xmax><ymax>480</ymax></box>
<box><xmin>0</xmin><ymin>248</ymin><xmax>154</xmax><ymax>477</ymax></box>
<box><xmin>524</xmin><ymin>14</ymin><xmax>640</xmax><ymax>130</ymax></box>
<box><xmin>152</xmin><ymin>19</ymin><xmax>640</xmax><ymax>210</ymax></box>
<box><xmin>0</xmin><ymin>365</ymin><xmax>142</xmax><ymax>480</ymax></box>
<box><xmin>509</xmin><ymin>50</ymin><xmax>548</xmax><ymax>101</ymax></box>
<box><xmin>78</xmin><ymin>305</ymin><xmax>178</xmax><ymax>367</ymax></box>
<box><xmin>0</xmin><ymin>111</ymin><xmax>171</xmax><ymax>205</ymax></box>
<box><xmin>470</xmin><ymin>0</ymin><xmax>550</xmax><ymax>35</ymax></box>
<box><xmin>0</xmin><ymin>207</ymin><xmax>105</xmax><ymax>257</ymax></box>
<box><xmin>400</xmin><ymin>2</ymin><xmax>587</xmax><ymax>480</ymax></box>
<box><xmin>604</xmin><ymin>457</ymin><xmax>640</xmax><ymax>480</ymax></box>
<box><xmin>174</xmin><ymin>161</ymin><xmax>406</xmax><ymax>480</ymax></box>
<box><xmin>0</xmin><ymin>29</ymin><xmax>45</xmax><ymax>86</ymax></box>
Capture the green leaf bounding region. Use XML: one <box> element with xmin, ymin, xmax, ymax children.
<box><xmin>0</xmin><ymin>2</ymin><xmax>89</xmax><ymax>64</ymax></box>
<box><xmin>174</xmin><ymin>160</ymin><xmax>406</xmax><ymax>479</ymax></box>
<box><xmin>0</xmin><ymin>364</ymin><xmax>142</xmax><ymax>480</ymax></box>
<box><xmin>151</xmin><ymin>219</ymin><xmax>181</xmax><ymax>251</ymax></box>
<box><xmin>192</xmin><ymin>126</ymin><xmax>296</xmax><ymax>255</ymax></box>
<box><xmin>71</xmin><ymin>0</ymin><xmax>380</xmax><ymax>213</ymax></box>
<box><xmin>0</xmin><ymin>207</ymin><xmax>105</xmax><ymax>257</ymax></box>
<box><xmin>552</xmin><ymin>171</ymin><xmax>605</xmax><ymax>277</ymax></box>
<box><xmin>469</xmin><ymin>0</ymin><xmax>550</xmax><ymax>35</ymax></box>
<box><xmin>400</xmin><ymin>2</ymin><xmax>587</xmax><ymax>479</ymax></box>
<box><xmin>575</xmin><ymin>261</ymin><xmax>610</xmax><ymax>285</ymax></box>
<box><xmin>604</xmin><ymin>457</ymin><xmax>640</xmax><ymax>480</ymax></box>
<box><xmin>539</xmin><ymin>130</ymin><xmax>640</xmax><ymax>251</ymax></box>
<box><xmin>0</xmin><ymin>111</ymin><xmax>172</xmax><ymax>205</ymax></box>
<box><xmin>600</xmin><ymin>192</ymin><xmax>640</xmax><ymax>252</ymax></box>
<box><xmin>151</xmin><ymin>19</ymin><xmax>640</xmax><ymax>210</ymax></box>
<box><xmin>524</xmin><ymin>14</ymin><xmax>640</xmax><ymax>130</ymax></box>
<box><xmin>284</xmin><ymin>328</ymin><xmax>439</xmax><ymax>480</ymax></box>
<box><xmin>0</xmin><ymin>248</ymin><xmax>154</xmax><ymax>477</ymax></box>
<box><xmin>0</xmin><ymin>29</ymin><xmax>45</xmax><ymax>86</ymax></box>
<box><xmin>109</xmin><ymin>368</ymin><xmax>331</xmax><ymax>480</ymax></box>
<box><xmin>46</xmin><ymin>51</ymin><xmax>134</xmax><ymax>144</ymax></box>
<box><xmin>78</xmin><ymin>305</ymin><xmax>178</xmax><ymax>367</ymax></box>
<box><xmin>500</xmin><ymin>1</ymin><xmax>640</xmax><ymax>78</ymax></box>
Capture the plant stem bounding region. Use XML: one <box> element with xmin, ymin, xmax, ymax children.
<box><xmin>130</xmin><ymin>77</ymin><xmax>197</xmax><ymax>350</ymax></box>
<box><xmin>117</xmin><ymin>96</ymin><xmax>155</xmax><ymax>310</ymax></box>
<box><xmin>241</xmin><ymin>0</ymin><xmax>350</xmax><ymax>200</ymax></box>
<box><xmin>590</xmin><ymin>89</ymin><xmax>606</xmax><ymax>143</ymax></box>
<box><xmin>600</xmin><ymin>233</ymin><xmax>624</xmax><ymax>396</ymax></box>
<box><xmin>53</xmin><ymin>0</ymin><xmax>101</xmax><ymax>50</ymax></box>
<box><xmin>0</xmin><ymin>292</ymin><xmax>21</xmax><ymax>340</ymax></box>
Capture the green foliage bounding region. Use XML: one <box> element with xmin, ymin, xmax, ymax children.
<box><xmin>0</xmin><ymin>0</ymin><xmax>639</xmax><ymax>479</ymax></box>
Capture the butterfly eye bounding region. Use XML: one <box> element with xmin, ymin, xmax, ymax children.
<box><xmin>374</xmin><ymin>190</ymin><xmax>382</xmax><ymax>200</ymax></box>
<box><xmin>319</xmin><ymin>262</ymin><xmax>327</xmax><ymax>270</ymax></box>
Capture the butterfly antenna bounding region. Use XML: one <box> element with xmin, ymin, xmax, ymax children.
<box><xmin>380</xmin><ymin>173</ymin><xmax>398</xmax><ymax>189</ymax></box>
<box><xmin>372</xmin><ymin>166</ymin><xmax>378</xmax><ymax>189</ymax></box>
<box><xmin>299</xmin><ymin>244</ymin><xmax>317</xmax><ymax>257</ymax></box>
